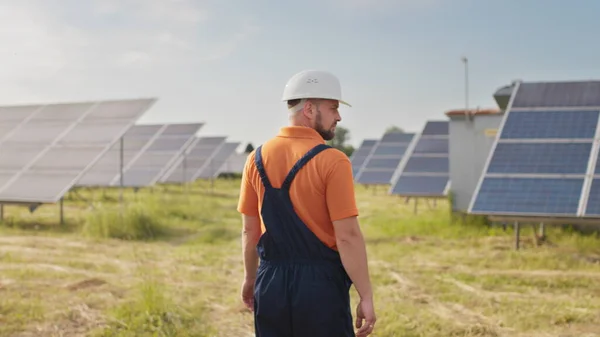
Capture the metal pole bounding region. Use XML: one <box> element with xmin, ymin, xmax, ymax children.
<box><xmin>514</xmin><ymin>221</ymin><xmax>520</xmax><ymax>250</ymax></box>
<box><xmin>119</xmin><ymin>137</ymin><xmax>124</xmax><ymax>220</ymax></box>
<box><xmin>119</xmin><ymin>137</ymin><xmax>124</xmax><ymax>201</ymax></box>
<box><xmin>462</xmin><ymin>56</ymin><xmax>469</xmax><ymax>114</ymax></box>
<box><xmin>183</xmin><ymin>154</ymin><xmax>189</xmax><ymax>198</ymax></box>
<box><xmin>59</xmin><ymin>198</ymin><xmax>64</xmax><ymax>225</ymax></box>
<box><xmin>210</xmin><ymin>159</ymin><xmax>215</xmax><ymax>193</ymax></box>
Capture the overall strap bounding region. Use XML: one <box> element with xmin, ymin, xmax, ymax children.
<box><xmin>281</xmin><ymin>144</ymin><xmax>331</xmax><ymax>190</ymax></box>
<box><xmin>254</xmin><ymin>146</ymin><xmax>272</xmax><ymax>189</ymax></box>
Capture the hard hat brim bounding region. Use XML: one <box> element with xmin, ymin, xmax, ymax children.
<box><xmin>282</xmin><ymin>96</ymin><xmax>352</xmax><ymax>108</ymax></box>
<box><xmin>339</xmin><ymin>99</ymin><xmax>352</xmax><ymax>107</ymax></box>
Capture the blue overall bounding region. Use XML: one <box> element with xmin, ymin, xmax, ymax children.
<box><xmin>253</xmin><ymin>144</ymin><xmax>355</xmax><ymax>337</ymax></box>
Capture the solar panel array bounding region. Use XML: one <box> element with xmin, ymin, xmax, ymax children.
<box><xmin>76</xmin><ymin>123</ymin><xmax>202</xmax><ymax>187</ymax></box>
<box><xmin>160</xmin><ymin>136</ymin><xmax>227</xmax><ymax>183</ymax></box>
<box><xmin>119</xmin><ymin>123</ymin><xmax>203</xmax><ymax>187</ymax></box>
<box><xmin>355</xmin><ymin>132</ymin><xmax>415</xmax><ymax>185</ymax></box>
<box><xmin>0</xmin><ymin>99</ymin><xmax>155</xmax><ymax>203</ymax></box>
<box><xmin>469</xmin><ymin>80</ymin><xmax>600</xmax><ymax>218</ymax></box>
<box><xmin>196</xmin><ymin>142</ymin><xmax>240</xmax><ymax>179</ymax></box>
<box><xmin>219</xmin><ymin>152</ymin><xmax>248</xmax><ymax>174</ymax></box>
<box><xmin>350</xmin><ymin>139</ymin><xmax>377</xmax><ymax>178</ymax></box>
<box><xmin>389</xmin><ymin>121</ymin><xmax>450</xmax><ymax>197</ymax></box>
<box><xmin>76</xmin><ymin>124</ymin><xmax>163</xmax><ymax>187</ymax></box>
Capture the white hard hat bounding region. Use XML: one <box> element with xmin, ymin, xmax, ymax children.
<box><xmin>282</xmin><ymin>70</ymin><xmax>351</xmax><ymax>107</ymax></box>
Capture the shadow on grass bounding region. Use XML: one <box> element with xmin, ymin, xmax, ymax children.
<box><xmin>0</xmin><ymin>218</ymin><xmax>79</xmax><ymax>234</ymax></box>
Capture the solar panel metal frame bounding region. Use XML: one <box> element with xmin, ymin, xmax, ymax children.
<box><xmin>468</xmin><ymin>80</ymin><xmax>600</xmax><ymax>220</ymax></box>
<box><xmin>355</xmin><ymin>133</ymin><xmax>415</xmax><ymax>185</ymax></box>
<box><xmin>158</xmin><ymin>136</ymin><xmax>227</xmax><ymax>183</ymax></box>
<box><xmin>108</xmin><ymin>123</ymin><xmax>203</xmax><ymax>187</ymax></box>
<box><xmin>0</xmin><ymin>98</ymin><xmax>156</xmax><ymax>204</ymax></box>
<box><xmin>388</xmin><ymin>121</ymin><xmax>450</xmax><ymax>197</ymax></box>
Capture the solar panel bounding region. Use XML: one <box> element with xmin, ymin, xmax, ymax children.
<box><xmin>116</xmin><ymin>123</ymin><xmax>202</xmax><ymax>187</ymax></box>
<box><xmin>469</xmin><ymin>80</ymin><xmax>600</xmax><ymax>218</ymax></box>
<box><xmin>219</xmin><ymin>152</ymin><xmax>248</xmax><ymax>174</ymax></box>
<box><xmin>0</xmin><ymin>105</ymin><xmax>40</xmax><ymax>123</ymax></box>
<box><xmin>76</xmin><ymin>123</ymin><xmax>203</xmax><ymax>187</ymax></box>
<box><xmin>350</xmin><ymin>139</ymin><xmax>377</xmax><ymax>178</ymax></box>
<box><xmin>355</xmin><ymin>132</ymin><xmax>415</xmax><ymax>185</ymax></box>
<box><xmin>0</xmin><ymin>98</ymin><xmax>155</xmax><ymax>203</ymax></box>
<box><xmin>75</xmin><ymin>124</ymin><xmax>165</xmax><ymax>186</ymax></box>
<box><xmin>196</xmin><ymin>142</ymin><xmax>241</xmax><ymax>179</ymax></box>
<box><xmin>389</xmin><ymin>120</ymin><xmax>450</xmax><ymax>197</ymax></box>
<box><xmin>511</xmin><ymin>81</ymin><xmax>600</xmax><ymax>108</ymax></box>
<box><xmin>159</xmin><ymin>136</ymin><xmax>227</xmax><ymax>183</ymax></box>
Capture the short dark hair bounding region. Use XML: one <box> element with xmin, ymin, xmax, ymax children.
<box><xmin>287</xmin><ymin>98</ymin><xmax>322</xmax><ymax>110</ymax></box>
<box><xmin>287</xmin><ymin>99</ymin><xmax>302</xmax><ymax>109</ymax></box>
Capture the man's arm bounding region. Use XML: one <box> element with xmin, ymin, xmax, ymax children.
<box><xmin>242</xmin><ymin>214</ymin><xmax>261</xmax><ymax>281</ymax></box>
<box><xmin>237</xmin><ymin>152</ymin><xmax>261</xmax><ymax>281</ymax></box>
<box><xmin>333</xmin><ymin>216</ymin><xmax>373</xmax><ymax>300</ymax></box>
<box><xmin>324</xmin><ymin>156</ymin><xmax>373</xmax><ymax>299</ymax></box>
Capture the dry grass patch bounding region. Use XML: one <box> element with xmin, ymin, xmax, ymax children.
<box><xmin>0</xmin><ymin>180</ymin><xmax>598</xmax><ymax>336</ymax></box>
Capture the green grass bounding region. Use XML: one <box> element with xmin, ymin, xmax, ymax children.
<box><xmin>0</xmin><ymin>179</ymin><xmax>599</xmax><ymax>336</ymax></box>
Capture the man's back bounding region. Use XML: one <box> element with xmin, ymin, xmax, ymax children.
<box><xmin>238</xmin><ymin>126</ymin><xmax>358</xmax><ymax>250</ymax></box>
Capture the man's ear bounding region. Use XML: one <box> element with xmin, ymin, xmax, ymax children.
<box><xmin>302</xmin><ymin>100</ymin><xmax>314</xmax><ymax>119</ymax></box>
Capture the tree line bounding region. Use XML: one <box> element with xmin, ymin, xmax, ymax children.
<box><xmin>243</xmin><ymin>125</ymin><xmax>404</xmax><ymax>158</ymax></box>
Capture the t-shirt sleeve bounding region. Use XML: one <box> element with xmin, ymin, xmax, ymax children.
<box><xmin>325</xmin><ymin>156</ymin><xmax>359</xmax><ymax>222</ymax></box>
<box><xmin>237</xmin><ymin>152</ymin><xmax>260</xmax><ymax>216</ymax></box>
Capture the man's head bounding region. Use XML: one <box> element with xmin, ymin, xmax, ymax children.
<box><xmin>287</xmin><ymin>98</ymin><xmax>340</xmax><ymax>140</ymax></box>
<box><xmin>281</xmin><ymin>70</ymin><xmax>350</xmax><ymax>141</ymax></box>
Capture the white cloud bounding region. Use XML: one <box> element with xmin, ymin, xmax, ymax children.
<box><xmin>90</xmin><ymin>0</ymin><xmax>208</xmax><ymax>25</ymax></box>
<box><xmin>0</xmin><ymin>0</ymin><xmax>258</xmax><ymax>103</ymax></box>
<box><xmin>201</xmin><ymin>23</ymin><xmax>261</xmax><ymax>61</ymax></box>
<box><xmin>331</xmin><ymin>0</ymin><xmax>441</xmax><ymax>12</ymax></box>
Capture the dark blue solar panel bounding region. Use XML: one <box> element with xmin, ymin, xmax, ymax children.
<box><xmin>500</xmin><ymin>110</ymin><xmax>598</xmax><ymax>139</ymax></box>
<box><xmin>366</xmin><ymin>158</ymin><xmax>401</xmax><ymax>169</ymax></box>
<box><xmin>390</xmin><ymin>176</ymin><xmax>449</xmax><ymax>196</ymax></box>
<box><xmin>403</xmin><ymin>157</ymin><xmax>448</xmax><ymax>173</ymax></box>
<box><xmin>512</xmin><ymin>81</ymin><xmax>600</xmax><ymax>108</ymax></box>
<box><xmin>413</xmin><ymin>139</ymin><xmax>448</xmax><ymax>154</ymax></box>
<box><xmin>361</xmin><ymin>140</ymin><xmax>377</xmax><ymax>146</ymax></box>
<box><xmin>356</xmin><ymin>170</ymin><xmax>394</xmax><ymax>184</ymax></box>
<box><xmin>372</xmin><ymin>144</ymin><xmax>407</xmax><ymax>156</ymax></box>
<box><xmin>584</xmin><ymin>179</ymin><xmax>600</xmax><ymax>216</ymax></box>
<box><xmin>351</xmin><ymin>158</ymin><xmax>367</xmax><ymax>178</ymax></box>
<box><xmin>487</xmin><ymin>143</ymin><xmax>592</xmax><ymax>174</ymax></box>
<box><xmin>421</xmin><ymin>121</ymin><xmax>449</xmax><ymax>136</ymax></box>
<box><xmin>352</xmin><ymin>165</ymin><xmax>362</xmax><ymax>178</ymax></box>
<box><xmin>380</xmin><ymin>132</ymin><xmax>414</xmax><ymax>143</ymax></box>
<box><xmin>352</xmin><ymin>148</ymin><xmax>372</xmax><ymax>157</ymax></box>
<box><xmin>351</xmin><ymin>155</ymin><xmax>369</xmax><ymax>166</ymax></box>
<box><xmin>351</xmin><ymin>140</ymin><xmax>377</xmax><ymax>159</ymax></box>
<box><xmin>471</xmin><ymin>177</ymin><xmax>583</xmax><ymax>215</ymax></box>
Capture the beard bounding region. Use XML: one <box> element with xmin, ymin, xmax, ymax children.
<box><xmin>315</xmin><ymin>110</ymin><xmax>335</xmax><ymax>141</ymax></box>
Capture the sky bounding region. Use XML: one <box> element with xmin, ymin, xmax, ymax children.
<box><xmin>2</xmin><ymin>0</ymin><xmax>600</xmax><ymax>149</ymax></box>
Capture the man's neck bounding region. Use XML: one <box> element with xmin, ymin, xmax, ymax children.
<box><xmin>289</xmin><ymin>115</ymin><xmax>312</xmax><ymax>129</ymax></box>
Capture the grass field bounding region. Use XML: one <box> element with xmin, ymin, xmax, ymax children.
<box><xmin>1</xmin><ymin>178</ymin><xmax>599</xmax><ymax>337</ymax></box>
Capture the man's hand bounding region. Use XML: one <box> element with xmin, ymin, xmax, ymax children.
<box><xmin>355</xmin><ymin>297</ymin><xmax>376</xmax><ymax>337</ymax></box>
<box><xmin>241</xmin><ymin>278</ymin><xmax>255</xmax><ymax>311</ymax></box>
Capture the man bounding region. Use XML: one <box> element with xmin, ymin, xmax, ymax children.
<box><xmin>237</xmin><ymin>70</ymin><xmax>376</xmax><ymax>337</ymax></box>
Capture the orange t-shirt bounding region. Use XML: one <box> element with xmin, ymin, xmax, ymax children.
<box><xmin>237</xmin><ymin>126</ymin><xmax>359</xmax><ymax>250</ymax></box>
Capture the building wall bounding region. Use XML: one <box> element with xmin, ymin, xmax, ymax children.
<box><xmin>448</xmin><ymin>114</ymin><xmax>503</xmax><ymax>212</ymax></box>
